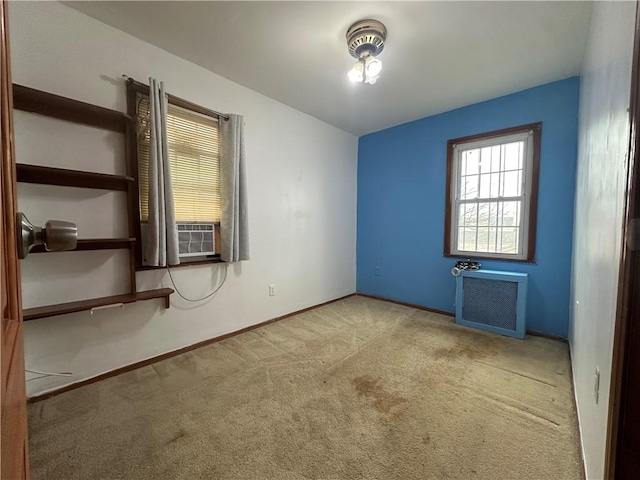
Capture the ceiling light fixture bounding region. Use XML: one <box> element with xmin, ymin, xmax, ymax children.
<box><xmin>346</xmin><ymin>19</ymin><xmax>387</xmax><ymax>85</ymax></box>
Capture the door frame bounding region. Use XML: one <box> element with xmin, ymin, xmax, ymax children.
<box><xmin>0</xmin><ymin>0</ymin><xmax>30</xmax><ymax>479</ymax></box>
<box><xmin>606</xmin><ymin>1</ymin><xmax>640</xmax><ymax>478</ymax></box>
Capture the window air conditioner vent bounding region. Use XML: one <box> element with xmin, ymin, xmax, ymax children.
<box><xmin>177</xmin><ymin>223</ymin><xmax>216</xmax><ymax>258</ymax></box>
<box><xmin>455</xmin><ymin>269</ymin><xmax>528</xmax><ymax>339</ymax></box>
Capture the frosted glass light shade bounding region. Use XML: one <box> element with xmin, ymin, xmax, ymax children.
<box><xmin>365</xmin><ymin>57</ymin><xmax>382</xmax><ymax>76</ymax></box>
<box><xmin>348</xmin><ymin>56</ymin><xmax>382</xmax><ymax>84</ymax></box>
<box><xmin>348</xmin><ymin>60</ymin><xmax>364</xmax><ymax>82</ymax></box>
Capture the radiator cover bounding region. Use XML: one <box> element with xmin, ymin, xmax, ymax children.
<box><xmin>455</xmin><ymin>269</ymin><xmax>528</xmax><ymax>339</ymax></box>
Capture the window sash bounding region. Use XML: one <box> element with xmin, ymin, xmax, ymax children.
<box><xmin>137</xmin><ymin>95</ymin><xmax>221</xmax><ymax>224</ymax></box>
<box><xmin>455</xmin><ymin>199</ymin><xmax>524</xmax><ymax>254</ymax></box>
<box><xmin>450</xmin><ymin>130</ymin><xmax>534</xmax><ymax>260</ymax></box>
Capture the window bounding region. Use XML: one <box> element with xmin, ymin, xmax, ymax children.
<box><xmin>129</xmin><ymin>85</ymin><xmax>223</xmax><ymax>267</ymax></box>
<box><xmin>137</xmin><ymin>96</ymin><xmax>221</xmax><ymax>223</ymax></box>
<box><xmin>444</xmin><ymin>123</ymin><xmax>541</xmax><ymax>262</ymax></box>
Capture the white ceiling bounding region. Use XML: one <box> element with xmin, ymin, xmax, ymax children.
<box><xmin>66</xmin><ymin>1</ymin><xmax>593</xmax><ymax>137</ymax></box>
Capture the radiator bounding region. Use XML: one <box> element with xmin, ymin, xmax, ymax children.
<box><xmin>455</xmin><ymin>269</ymin><xmax>528</xmax><ymax>339</ymax></box>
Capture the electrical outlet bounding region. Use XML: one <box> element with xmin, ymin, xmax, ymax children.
<box><xmin>594</xmin><ymin>366</ymin><xmax>600</xmax><ymax>404</ymax></box>
<box><xmin>375</xmin><ymin>266</ymin><xmax>380</xmax><ymax>276</ymax></box>
<box><xmin>269</xmin><ymin>284</ymin><xmax>276</xmax><ymax>297</ymax></box>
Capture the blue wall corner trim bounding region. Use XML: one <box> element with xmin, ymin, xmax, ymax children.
<box><xmin>356</xmin><ymin>77</ymin><xmax>580</xmax><ymax>337</ymax></box>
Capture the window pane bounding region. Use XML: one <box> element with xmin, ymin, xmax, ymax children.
<box><xmin>489</xmin><ymin>145</ymin><xmax>502</xmax><ymax>173</ymax></box>
<box><xmin>487</xmin><ymin>202</ymin><xmax>499</xmax><ymax>226</ymax></box>
<box><xmin>461</xmin><ymin>175</ymin><xmax>478</xmax><ymax>200</ymax></box>
<box><xmin>500</xmin><ymin>227</ymin><xmax>519</xmax><ymax>253</ymax></box>
<box><xmin>458</xmin><ymin>226</ymin><xmax>478</xmax><ymax>252</ymax></box>
<box><xmin>489</xmin><ymin>172</ymin><xmax>500</xmax><ymax>198</ymax></box>
<box><xmin>501</xmin><ymin>201</ymin><xmax>520</xmax><ymax>227</ymax></box>
<box><xmin>504</xmin><ymin>141</ymin><xmax>523</xmax><ymax>171</ymax></box>
<box><xmin>457</xmin><ymin>227</ymin><xmax>466</xmax><ymax>251</ymax></box>
<box><xmin>459</xmin><ymin>203</ymin><xmax>477</xmax><ymax>226</ymax></box>
<box><xmin>463</xmin><ymin>149</ymin><xmax>480</xmax><ymax>175</ymax></box>
<box><xmin>502</xmin><ymin>170</ymin><xmax>521</xmax><ymax>197</ymax></box>
<box><xmin>480</xmin><ymin>147</ymin><xmax>493</xmax><ymax>174</ymax></box>
<box><xmin>488</xmin><ymin>227</ymin><xmax>498</xmax><ymax>252</ymax></box>
<box><xmin>476</xmin><ymin>227</ymin><xmax>489</xmax><ymax>252</ymax></box>
<box><xmin>478</xmin><ymin>202</ymin><xmax>490</xmax><ymax>226</ymax></box>
<box><xmin>479</xmin><ymin>173</ymin><xmax>491</xmax><ymax>198</ymax></box>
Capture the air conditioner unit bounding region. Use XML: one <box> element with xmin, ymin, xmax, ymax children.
<box><xmin>177</xmin><ymin>223</ymin><xmax>216</xmax><ymax>258</ymax></box>
<box><xmin>455</xmin><ymin>269</ymin><xmax>528</xmax><ymax>339</ymax></box>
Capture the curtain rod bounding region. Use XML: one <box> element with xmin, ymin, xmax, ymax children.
<box><xmin>122</xmin><ymin>75</ymin><xmax>229</xmax><ymax>121</ymax></box>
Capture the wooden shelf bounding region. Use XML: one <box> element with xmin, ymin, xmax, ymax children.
<box><xmin>16</xmin><ymin>85</ymin><xmax>172</xmax><ymax>322</ymax></box>
<box><xmin>13</xmin><ymin>84</ymin><xmax>133</xmax><ymax>133</ymax></box>
<box><xmin>16</xmin><ymin>164</ymin><xmax>134</xmax><ymax>191</ymax></box>
<box><xmin>23</xmin><ymin>288</ymin><xmax>174</xmax><ymax>321</ymax></box>
<box><xmin>29</xmin><ymin>238</ymin><xmax>136</xmax><ymax>254</ymax></box>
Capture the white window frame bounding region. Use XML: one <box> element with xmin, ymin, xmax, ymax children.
<box><xmin>446</xmin><ymin>124</ymin><xmax>540</xmax><ymax>261</ymax></box>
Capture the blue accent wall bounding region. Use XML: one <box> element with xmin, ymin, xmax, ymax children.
<box><xmin>356</xmin><ymin>77</ymin><xmax>579</xmax><ymax>337</ymax></box>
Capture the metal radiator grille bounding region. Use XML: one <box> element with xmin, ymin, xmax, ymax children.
<box><xmin>461</xmin><ymin>277</ymin><xmax>518</xmax><ymax>331</ymax></box>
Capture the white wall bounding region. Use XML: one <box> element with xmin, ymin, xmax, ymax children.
<box><xmin>570</xmin><ymin>2</ymin><xmax>635</xmax><ymax>478</ymax></box>
<box><xmin>9</xmin><ymin>1</ymin><xmax>358</xmax><ymax>397</ymax></box>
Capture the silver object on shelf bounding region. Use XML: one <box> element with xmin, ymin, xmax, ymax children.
<box><xmin>17</xmin><ymin>212</ymin><xmax>77</xmax><ymax>259</ymax></box>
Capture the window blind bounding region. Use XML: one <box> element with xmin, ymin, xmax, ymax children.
<box><xmin>137</xmin><ymin>95</ymin><xmax>221</xmax><ymax>223</ymax></box>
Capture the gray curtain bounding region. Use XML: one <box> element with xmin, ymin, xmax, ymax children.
<box><xmin>144</xmin><ymin>78</ymin><xmax>180</xmax><ymax>266</ymax></box>
<box><xmin>220</xmin><ymin>114</ymin><xmax>250</xmax><ymax>262</ymax></box>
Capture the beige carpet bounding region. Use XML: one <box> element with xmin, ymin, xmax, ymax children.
<box><xmin>28</xmin><ymin>295</ymin><xmax>583</xmax><ymax>480</ymax></box>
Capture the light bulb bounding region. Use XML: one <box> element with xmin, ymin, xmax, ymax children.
<box><xmin>347</xmin><ymin>60</ymin><xmax>364</xmax><ymax>83</ymax></box>
<box><xmin>365</xmin><ymin>57</ymin><xmax>382</xmax><ymax>77</ymax></box>
<box><xmin>348</xmin><ymin>68</ymin><xmax>363</xmax><ymax>83</ymax></box>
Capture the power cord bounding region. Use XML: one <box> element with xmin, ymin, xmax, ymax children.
<box><xmin>166</xmin><ymin>263</ymin><xmax>228</xmax><ymax>302</ymax></box>
<box><xmin>26</xmin><ymin>368</ymin><xmax>72</xmax><ymax>382</ymax></box>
